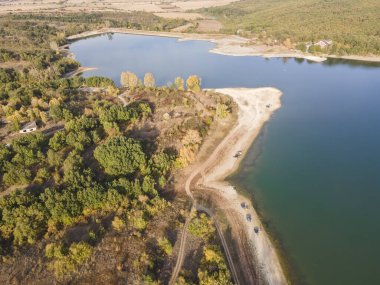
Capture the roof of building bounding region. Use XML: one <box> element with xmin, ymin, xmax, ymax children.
<box><xmin>316</xmin><ymin>39</ymin><xmax>333</xmax><ymax>45</ymax></box>
<box><xmin>21</xmin><ymin>121</ymin><xmax>37</xmax><ymax>130</ymax></box>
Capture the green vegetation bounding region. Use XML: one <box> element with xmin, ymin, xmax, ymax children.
<box><xmin>0</xmin><ymin>60</ymin><xmax>231</xmax><ymax>282</ymax></box>
<box><xmin>200</xmin><ymin>0</ymin><xmax>380</xmax><ymax>55</ymax></box>
<box><xmin>178</xmin><ymin>212</ymin><xmax>233</xmax><ymax>285</ymax></box>
<box><xmin>94</xmin><ymin>136</ymin><xmax>146</xmax><ymax>176</ymax></box>
<box><xmin>189</xmin><ymin>213</ymin><xmax>215</xmax><ymax>240</ymax></box>
<box><xmin>45</xmin><ymin>241</ymin><xmax>92</xmax><ymax>278</ymax></box>
<box><xmin>0</xmin><ymin>12</ymin><xmax>185</xmax><ymax>53</ymax></box>
<box><xmin>157</xmin><ymin>237</ymin><xmax>173</xmax><ymax>256</ymax></box>
<box><xmin>198</xmin><ymin>245</ymin><xmax>233</xmax><ymax>285</ymax></box>
<box><xmin>0</xmin><ymin>12</ymin><xmax>235</xmax><ymax>284</ymax></box>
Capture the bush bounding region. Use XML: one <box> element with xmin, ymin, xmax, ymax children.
<box><xmin>189</xmin><ymin>213</ymin><xmax>215</xmax><ymax>240</ymax></box>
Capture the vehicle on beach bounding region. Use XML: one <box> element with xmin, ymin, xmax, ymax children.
<box><xmin>246</xmin><ymin>213</ymin><xmax>252</xmax><ymax>222</ymax></box>
<box><xmin>241</xmin><ymin>202</ymin><xmax>249</xmax><ymax>209</ymax></box>
<box><xmin>234</xmin><ymin>150</ymin><xmax>243</xmax><ymax>158</ymax></box>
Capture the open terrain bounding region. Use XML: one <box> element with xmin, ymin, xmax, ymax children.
<box><xmin>0</xmin><ymin>0</ymin><xmax>228</xmax><ymax>33</ymax></box>
<box><xmin>0</xmin><ymin>0</ymin><xmax>238</xmax><ymax>15</ymax></box>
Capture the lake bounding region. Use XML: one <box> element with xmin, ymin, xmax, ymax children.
<box><xmin>70</xmin><ymin>33</ymin><xmax>380</xmax><ymax>285</ymax></box>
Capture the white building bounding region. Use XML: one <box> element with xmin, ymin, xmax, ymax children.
<box><xmin>315</xmin><ymin>40</ymin><xmax>333</xmax><ymax>48</ymax></box>
<box><xmin>19</xmin><ymin>121</ymin><xmax>37</xmax><ymax>133</ymax></box>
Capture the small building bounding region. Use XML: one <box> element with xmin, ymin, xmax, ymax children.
<box><xmin>19</xmin><ymin>121</ymin><xmax>37</xmax><ymax>133</ymax></box>
<box><xmin>315</xmin><ymin>39</ymin><xmax>333</xmax><ymax>49</ymax></box>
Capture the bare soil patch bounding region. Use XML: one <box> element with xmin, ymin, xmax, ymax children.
<box><xmin>196</xmin><ymin>19</ymin><xmax>223</xmax><ymax>33</ymax></box>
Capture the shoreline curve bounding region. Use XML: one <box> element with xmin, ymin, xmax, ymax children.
<box><xmin>66</xmin><ymin>28</ymin><xmax>380</xmax><ymax>64</ymax></box>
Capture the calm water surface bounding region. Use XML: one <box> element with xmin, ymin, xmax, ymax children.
<box><xmin>70</xmin><ymin>34</ymin><xmax>380</xmax><ymax>285</ymax></box>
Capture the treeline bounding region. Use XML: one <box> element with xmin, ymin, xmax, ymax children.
<box><xmin>120</xmin><ymin>71</ymin><xmax>202</xmax><ymax>93</ymax></box>
<box><xmin>200</xmin><ymin>0</ymin><xmax>380</xmax><ymax>55</ymax></box>
<box><xmin>0</xmin><ymin>11</ymin><xmax>186</xmax><ymax>54</ymax></box>
<box><xmin>0</xmin><ymin>11</ymin><xmax>187</xmax><ymax>72</ymax></box>
<box><xmin>13</xmin><ymin>11</ymin><xmax>186</xmax><ymax>32</ymax></box>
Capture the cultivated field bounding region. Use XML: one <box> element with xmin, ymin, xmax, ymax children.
<box><xmin>0</xmin><ymin>0</ymin><xmax>239</xmax><ymax>15</ymax></box>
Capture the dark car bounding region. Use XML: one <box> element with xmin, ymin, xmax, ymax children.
<box><xmin>234</xmin><ymin>150</ymin><xmax>243</xmax><ymax>158</ymax></box>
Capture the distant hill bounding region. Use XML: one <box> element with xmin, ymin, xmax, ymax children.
<box><xmin>200</xmin><ymin>0</ymin><xmax>380</xmax><ymax>55</ymax></box>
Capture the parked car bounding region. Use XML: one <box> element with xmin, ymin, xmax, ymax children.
<box><xmin>234</xmin><ymin>150</ymin><xmax>243</xmax><ymax>158</ymax></box>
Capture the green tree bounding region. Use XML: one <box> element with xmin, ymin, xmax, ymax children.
<box><xmin>47</xmin><ymin>149</ymin><xmax>63</xmax><ymax>168</ymax></box>
<box><xmin>85</xmin><ymin>76</ymin><xmax>115</xmax><ymax>88</ymax></box>
<box><xmin>296</xmin><ymin>43</ymin><xmax>307</xmax><ymax>52</ymax></box>
<box><xmin>49</xmin><ymin>130</ymin><xmax>66</xmax><ymax>151</ymax></box>
<box><xmin>3</xmin><ymin>165</ymin><xmax>32</xmax><ymax>186</ymax></box>
<box><xmin>198</xmin><ymin>245</ymin><xmax>233</xmax><ymax>285</ymax></box>
<box><xmin>189</xmin><ymin>213</ymin><xmax>215</xmax><ymax>240</ymax></box>
<box><xmin>0</xmin><ymin>143</ymin><xmax>11</xmax><ymax>173</ymax></box>
<box><xmin>94</xmin><ymin>136</ymin><xmax>146</xmax><ymax>176</ymax></box>
<box><xmin>216</xmin><ymin>103</ymin><xmax>229</xmax><ymax>119</ymax></box>
<box><xmin>157</xmin><ymin>237</ymin><xmax>173</xmax><ymax>256</ymax></box>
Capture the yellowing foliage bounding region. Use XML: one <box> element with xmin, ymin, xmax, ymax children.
<box><xmin>186</xmin><ymin>75</ymin><xmax>201</xmax><ymax>93</ymax></box>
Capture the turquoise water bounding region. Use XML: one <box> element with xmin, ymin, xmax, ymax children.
<box><xmin>70</xmin><ymin>33</ymin><xmax>380</xmax><ymax>285</ymax></box>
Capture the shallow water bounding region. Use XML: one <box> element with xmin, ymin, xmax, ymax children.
<box><xmin>70</xmin><ymin>33</ymin><xmax>380</xmax><ymax>285</ymax></box>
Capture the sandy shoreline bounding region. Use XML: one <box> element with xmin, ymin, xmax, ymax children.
<box><xmin>63</xmin><ymin>66</ymin><xmax>98</xmax><ymax>78</ymax></box>
<box><xmin>66</xmin><ymin>28</ymin><xmax>380</xmax><ymax>64</ymax></box>
<box><xmin>199</xmin><ymin>88</ymin><xmax>287</xmax><ymax>284</ymax></box>
<box><xmin>189</xmin><ymin>88</ymin><xmax>287</xmax><ymax>285</ymax></box>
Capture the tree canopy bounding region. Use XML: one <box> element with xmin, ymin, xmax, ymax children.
<box><xmin>94</xmin><ymin>136</ymin><xmax>146</xmax><ymax>176</ymax></box>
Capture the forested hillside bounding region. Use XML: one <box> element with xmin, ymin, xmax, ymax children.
<box><xmin>201</xmin><ymin>0</ymin><xmax>380</xmax><ymax>55</ymax></box>
<box><xmin>0</xmin><ymin>15</ymin><xmax>234</xmax><ymax>284</ymax></box>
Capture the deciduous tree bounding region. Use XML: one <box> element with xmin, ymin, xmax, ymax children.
<box><xmin>120</xmin><ymin>71</ymin><xmax>139</xmax><ymax>88</ymax></box>
<box><xmin>144</xmin><ymin>72</ymin><xmax>155</xmax><ymax>87</ymax></box>
<box><xmin>186</xmin><ymin>75</ymin><xmax>201</xmax><ymax>93</ymax></box>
